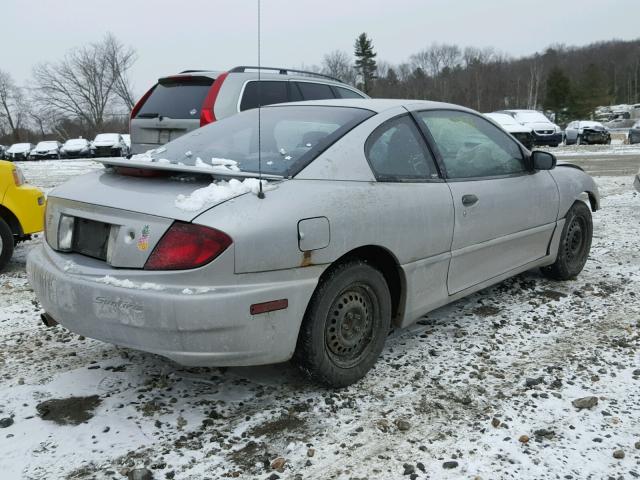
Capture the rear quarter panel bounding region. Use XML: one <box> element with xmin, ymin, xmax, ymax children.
<box><xmin>193</xmin><ymin>179</ymin><xmax>454</xmax><ymax>274</ymax></box>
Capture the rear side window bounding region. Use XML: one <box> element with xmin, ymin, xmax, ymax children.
<box><xmin>240</xmin><ymin>81</ymin><xmax>288</xmax><ymax>111</ymax></box>
<box><xmin>365</xmin><ymin>115</ymin><xmax>438</xmax><ymax>181</ymax></box>
<box><xmin>333</xmin><ymin>86</ymin><xmax>364</xmax><ymax>99</ymax></box>
<box><xmin>136</xmin><ymin>77</ymin><xmax>213</xmax><ymax>120</ymax></box>
<box><xmin>295</xmin><ymin>82</ymin><xmax>336</xmax><ymax>101</ymax></box>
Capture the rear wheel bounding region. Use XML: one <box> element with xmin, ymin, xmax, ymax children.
<box><xmin>294</xmin><ymin>260</ymin><xmax>391</xmax><ymax>387</ymax></box>
<box><xmin>0</xmin><ymin>218</ymin><xmax>15</xmax><ymax>272</ymax></box>
<box><xmin>541</xmin><ymin>201</ymin><xmax>592</xmax><ymax>280</ymax></box>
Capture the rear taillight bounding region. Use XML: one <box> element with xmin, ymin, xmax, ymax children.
<box><xmin>144</xmin><ymin>222</ymin><xmax>232</xmax><ymax>270</ymax></box>
<box><xmin>130</xmin><ymin>85</ymin><xmax>157</xmax><ymax>122</ymax></box>
<box><xmin>200</xmin><ymin>72</ymin><xmax>229</xmax><ymax>127</ymax></box>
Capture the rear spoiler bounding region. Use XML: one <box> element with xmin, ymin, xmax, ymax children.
<box><xmin>96</xmin><ymin>157</ymin><xmax>284</xmax><ymax>180</ymax></box>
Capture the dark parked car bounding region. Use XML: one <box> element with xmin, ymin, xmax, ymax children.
<box><xmin>5</xmin><ymin>143</ymin><xmax>34</xmax><ymax>161</ymax></box>
<box><xmin>90</xmin><ymin>134</ymin><xmax>129</xmax><ymax>158</ymax></box>
<box><xmin>629</xmin><ymin>121</ymin><xmax>640</xmax><ymax>144</ymax></box>
<box><xmin>30</xmin><ymin>141</ymin><xmax>63</xmax><ymax>160</ymax></box>
<box><xmin>564</xmin><ymin>121</ymin><xmax>611</xmax><ymax>145</ymax></box>
<box><xmin>61</xmin><ymin>138</ymin><xmax>92</xmax><ymax>158</ymax></box>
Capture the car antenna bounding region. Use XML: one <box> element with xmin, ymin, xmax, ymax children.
<box><xmin>256</xmin><ymin>0</ymin><xmax>265</xmax><ymax>199</ymax></box>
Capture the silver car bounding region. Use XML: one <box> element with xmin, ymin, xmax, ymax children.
<box><xmin>129</xmin><ymin>66</ymin><xmax>367</xmax><ymax>154</ymax></box>
<box><xmin>27</xmin><ymin>99</ymin><xmax>599</xmax><ymax>387</ymax></box>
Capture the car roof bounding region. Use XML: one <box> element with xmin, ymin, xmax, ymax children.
<box><xmin>265</xmin><ymin>98</ymin><xmax>474</xmax><ymax>114</ymax></box>
<box><xmin>165</xmin><ymin>70</ymin><xmax>356</xmax><ymax>88</ymax></box>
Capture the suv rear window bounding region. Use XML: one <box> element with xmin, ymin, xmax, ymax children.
<box><xmin>240</xmin><ymin>81</ymin><xmax>289</xmax><ymax>111</ymax></box>
<box><xmin>136</xmin><ymin>77</ymin><xmax>213</xmax><ymax>120</ymax></box>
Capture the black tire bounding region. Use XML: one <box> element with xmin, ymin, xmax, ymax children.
<box><xmin>541</xmin><ymin>201</ymin><xmax>592</xmax><ymax>280</ymax></box>
<box><xmin>294</xmin><ymin>260</ymin><xmax>392</xmax><ymax>387</ymax></box>
<box><xmin>0</xmin><ymin>218</ymin><xmax>15</xmax><ymax>272</ymax></box>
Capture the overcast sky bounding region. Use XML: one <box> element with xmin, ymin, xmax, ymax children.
<box><xmin>3</xmin><ymin>0</ymin><xmax>639</xmax><ymax>97</ymax></box>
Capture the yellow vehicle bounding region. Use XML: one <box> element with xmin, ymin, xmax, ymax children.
<box><xmin>0</xmin><ymin>161</ymin><xmax>46</xmax><ymax>271</ymax></box>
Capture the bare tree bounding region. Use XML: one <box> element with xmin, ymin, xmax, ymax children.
<box><xmin>322</xmin><ymin>50</ymin><xmax>357</xmax><ymax>85</ymax></box>
<box><xmin>103</xmin><ymin>32</ymin><xmax>137</xmax><ymax>110</ymax></box>
<box><xmin>0</xmin><ymin>70</ymin><xmax>28</xmax><ymax>141</ymax></box>
<box><xmin>32</xmin><ymin>34</ymin><xmax>136</xmax><ymax>134</ymax></box>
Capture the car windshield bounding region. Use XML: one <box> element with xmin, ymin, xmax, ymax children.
<box><xmin>142</xmin><ymin>106</ymin><xmax>374</xmax><ymax>176</ymax></box>
<box><xmin>9</xmin><ymin>143</ymin><xmax>30</xmax><ymax>152</ymax></box>
<box><xmin>514</xmin><ymin>111</ymin><xmax>551</xmax><ymax>123</ymax></box>
<box><xmin>36</xmin><ymin>141</ymin><xmax>58</xmax><ymax>149</ymax></box>
<box><xmin>95</xmin><ymin>134</ymin><xmax>119</xmax><ymax>142</ymax></box>
<box><xmin>64</xmin><ymin>139</ymin><xmax>88</xmax><ymax>147</ymax></box>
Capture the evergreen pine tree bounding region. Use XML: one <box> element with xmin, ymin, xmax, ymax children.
<box><xmin>354</xmin><ymin>33</ymin><xmax>377</xmax><ymax>94</ymax></box>
<box><xmin>543</xmin><ymin>67</ymin><xmax>572</xmax><ymax>124</ymax></box>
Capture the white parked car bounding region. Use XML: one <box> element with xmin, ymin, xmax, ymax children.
<box><xmin>497</xmin><ymin>110</ymin><xmax>563</xmax><ymax>147</ymax></box>
<box><xmin>484</xmin><ymin>113</ymin><xmax>534</xmax><ymax>150</ymax></box>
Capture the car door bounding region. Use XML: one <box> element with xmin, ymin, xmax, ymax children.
<box><xmin>413</xmin><ymin>109</ymin><xmax>559</xmax><ymax>294</ymax></box>
<box><xmin>565</xmin><ymin>122</ymin><xmax>578</xmax><ymax>143</ymax></box>
<box><xmin>363</xmin><ymin>112</ymin><xmax>454</xmax><ymax>320</ymax></box>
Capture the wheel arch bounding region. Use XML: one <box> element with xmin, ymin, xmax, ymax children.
<box><xmin>0</xmin><ymin>205</ymin><xmax>22</xmax><ymax>235</ymax></box>
<box><xmin>316</xmin><ymin>244</ymin><xmax>406</xmax><ymax>327</ymax></box>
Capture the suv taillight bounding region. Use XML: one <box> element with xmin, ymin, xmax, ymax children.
<box><xmin>144</xmin><ymin>222</ymin><xmax>232</xmax><ymax>270</ymax></box>
<box><xmin>200</xmin><ymin>72</ymin><xmax>228</xmax><ymax>127</ymax></box>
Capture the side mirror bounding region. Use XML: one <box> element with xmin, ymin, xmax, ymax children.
<box><xmin>531</xmin><ymin>150</ymin><xmax>556</xmax><ymax>170</ymax></box>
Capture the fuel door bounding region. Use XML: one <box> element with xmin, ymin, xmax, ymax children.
<box><xmin>298</xmin><ymin>217</ymin><xmax>330</xmax><ymax>252</ymax></box>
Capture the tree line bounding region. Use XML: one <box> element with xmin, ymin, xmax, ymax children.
<box><xmin>339</xmin><ymin>34</ymin><xmax>640</xmax><ymax>124</ymax></box>
<box><xmin>0</xmin><ymin>33</ymin><xmax>135</xmax><ymax>144</ymax></box>
<box><xmin>2</xmin><ymin>32</ymin><xmax>639</xmax><ymax>144</ymax></box>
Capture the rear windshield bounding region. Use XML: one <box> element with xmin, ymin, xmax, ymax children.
<box><xmin>139</xmin><ymin>106</ymin><xmax>374</xmax><ymax>176</ymax></box>
<box><xmin>136</xmin><ymin>77</ymin><xmax>213</xmax><ymax>120</ymax></box>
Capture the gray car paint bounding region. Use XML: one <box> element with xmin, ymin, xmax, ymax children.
<box><xmin>27</xmin><ymin>99</ymin><xmax>600</xmax><ymax>367</ymax></box>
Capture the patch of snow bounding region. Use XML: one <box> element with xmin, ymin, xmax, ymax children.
<box><xmin>175</xmin><ymin>178</ymin><xmax>272</xmax><ymax>212</ymax></box>
<box><xmin>94</xmin><ymin>275</ymin><xmax>164</xmax><ymax>291</ymax></box>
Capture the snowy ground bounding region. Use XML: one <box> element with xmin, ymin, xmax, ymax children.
<box><xmin>0</xmin><ymin>158</ymin><xmax>639</xmax><ymax>480</ymax></box>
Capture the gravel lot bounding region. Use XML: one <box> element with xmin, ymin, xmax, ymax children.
<box><xmin>0</xmin><ymin>153</ymin><xmax>639</xmax><ymax>480</ymax></box>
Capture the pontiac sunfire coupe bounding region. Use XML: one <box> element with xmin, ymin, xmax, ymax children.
<box><xmin>27</xmin><ymin>99</ymin><xmax>599</xmax><ymax>387</ymax></box>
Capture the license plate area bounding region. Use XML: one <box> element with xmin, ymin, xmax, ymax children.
<box><xmin>72</xmin><ymin>218</ymin><xmax>111</xmax><ymax>261</ymax></box>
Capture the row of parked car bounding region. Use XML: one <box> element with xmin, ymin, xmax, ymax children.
<box><xmin>0</xmin><ymin>134</ymin><xmax>131</xmax><ymax>161</ymax></box>
<box><xmin>486</xmin><ymin>112</ymin><xmax>640</xmax><ymax>148</ymax></box>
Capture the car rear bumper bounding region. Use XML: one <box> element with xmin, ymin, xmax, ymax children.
<box><xmin>532</xmin><ymin>132</ymin><xmax>563</xmax><ymax>146</ymax></box>
<box><xmin>26</xmin><ymin>244</ymin><xmax>322</xmax><ymax>367</ymax></box>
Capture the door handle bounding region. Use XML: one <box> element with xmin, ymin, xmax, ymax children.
<box><xmin>462</xmin><ymin>194</ymin><xmax>478</xmax><ymax>207</ymax></box>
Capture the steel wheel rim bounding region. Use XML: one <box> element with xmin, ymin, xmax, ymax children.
<box><xmin>565</xmin><ymin>215</ymin><xmax>587</xmax><ymax>263</ymax></box>
<box><xmin>325</xmin><ymin>284</ymin><xmax>375</xmax><ymax>368</ymax></box>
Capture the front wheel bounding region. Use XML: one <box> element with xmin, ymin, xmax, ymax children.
<box><xmin>541</xmin><ymin>201</ymin><xmax>592</xmax><ymax>280</ymax></box>
<box><xmin>294</xmin><ymin>260</ymin><xmax>391</xmax><ymax>387</ymax></box>
<box><xmin>0</xmin><ymin>218</ymin><xmax>15</xmax><ymax>272</ymax></box>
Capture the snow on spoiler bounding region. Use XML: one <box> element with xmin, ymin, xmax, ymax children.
<box><xmin>97</xmin><ymin>157</ymin><xmax>284</xmax><ymax>181</ymax></box>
